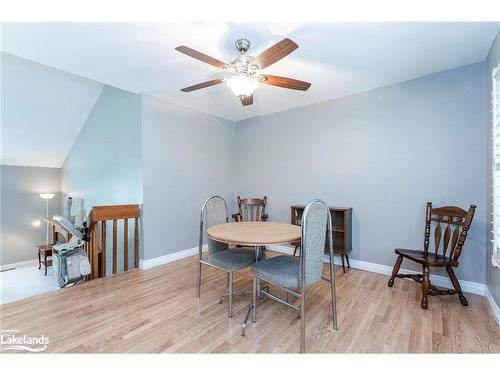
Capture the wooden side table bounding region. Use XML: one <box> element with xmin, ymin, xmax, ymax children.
<box><xmin>37</xmin><ymin>244</ymin><xmax>54</xmax><ymax>275</ymax></box>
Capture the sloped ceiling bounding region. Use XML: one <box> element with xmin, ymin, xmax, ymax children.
<box><xmin>2</xmin><ymin>22</ymin><xmax>499</xmax><ymax>123</ymax></box>
<box><xmin>1</xmin><ymin>53</ymin><xmax>103</xmax><ymax>167</ymax></box>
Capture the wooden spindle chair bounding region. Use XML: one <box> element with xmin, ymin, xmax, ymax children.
<box><xmin>232</xmin><ymin>196</ymin><xmax>268</xmax><ymax>222</ymax></box>
<box><xmin>388</xmin><ymin>202</ymin><xmax>476</xmax><ymax>309</ymax></box>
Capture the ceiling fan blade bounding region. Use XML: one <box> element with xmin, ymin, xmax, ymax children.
<box><xmin>175</xmin><ymin>46</ymin><xmax>227</xmax><ymax>69</ymax></box>
<box><xmin>180</xmin><ymin>79</ymin><xmax>224</xmax><ymax>92</ymax></box>
<box><xmin>240</xmin><ymin>95</ymin><xmax>253</xmax><ymax>106</ymax></box>
<box><xmin>262</xmin><ymin>75</ymin><xmax>311</xmax><ymax>91</ymax></box>
<box><xmin>253</xmin><ymin>38</ymin><xmax>299</xmax><ymax>69</ymax></box>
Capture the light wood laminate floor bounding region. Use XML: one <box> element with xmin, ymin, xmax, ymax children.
<box><xmin>1</xmin><ymin>253</ymin><xmax>499</xmax><ymax>353</ymax></box>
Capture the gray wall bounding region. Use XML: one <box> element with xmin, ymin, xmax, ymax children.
<box><xmin>235</xmin><ymin>62</ymin><xmax>487</xmax><ymax>283</ymax></box>
<box><xmin>141</xmin><ymin>95</ymin><xmax>236</xmax><ymax>260</ymax></box>
<box><xmin>0</xmin><ymin>165</ymin><xmax>61</xmax><ymax>265</ymax></box>
<box><xmin>61</xmin><ymin>85</ymin><xmax>142</xmax><ymax>209</ymax></box>
<box><xmin>61</xmin><ymin>85</ymin><xmax>142</xmax><ymax>272</ymax></box>
<box><xmin>487</xmin><ymin>31</ymin><xmax>500</xmax><ymax>305</ymax></box>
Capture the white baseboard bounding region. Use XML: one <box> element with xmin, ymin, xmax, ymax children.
<box><xmin>266</xmin><ymin>244</ymin><xmax>486</xmax><ymax>296</ymax></box>
<box><xmin>485</xmin><ymin>287</ymin><xmax>500</xmax><ymax>327</ymax></box>
<box><xmin>0</xmin><ymin>259</ymin><xmax>38</xmax><ymax>271</ymax></box>
<box><xmin>139</xmin><ymin>245</ymin><xmax>208</xmax><ymax>270</ymax></box>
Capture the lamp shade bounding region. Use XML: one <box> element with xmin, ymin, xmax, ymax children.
<box><xmin>226</xmin><ymin>75</ymin><xmax>259</xmax><ymax>97</ymax></box>
<box><xmin>40</xmin><ymin>193</ymin><xmax>55</xmax><ymax>200</ymax></box>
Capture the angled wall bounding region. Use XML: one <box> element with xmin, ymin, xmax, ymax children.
<box><xmin>61</xmin><ymin>85</ymin><xmax>142</xmax><ymax>209</ymax></box>
<box><xmin>1</xmin><ymin>52</ymin><xmax>103</xmax><ymax>167</ymax></box>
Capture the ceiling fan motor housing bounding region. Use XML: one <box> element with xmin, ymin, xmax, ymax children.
<box><xmin>229</xmin><ymin>54</ymin><xmax>257</xmax><ymax>74</ymax></box>
<box><xmin>229</xmin><ymin>38</ymin><xmax>259</xmax><ymax>76</ymax></box>
<box><xmin>235</xmin><ymin>38</ymin><xmax>251</xmax><ymax>53</ymax></box>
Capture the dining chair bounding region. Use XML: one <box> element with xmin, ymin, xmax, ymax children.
<box><xmin>232</xmin><ymin>196</ymin><xmax>268</xmax><ymax>222</ymax></box>
<box><xmin>250</xmin><ymin>199</ymin><xmax>338</xmax><ymax>353</ymax></box>
<box><xmin>388</xmin><ymin>202</ymin><xmax>476</xmax><ymax>309</ymax></box>
<box><xmin>232</xmin><ymin>196</ymin><xmax>269</xmax><ymax>253</ymax></box>
<box><xmin>197</xmin><ymin>195</ymin><xmax>262</xmax><ymax>318</ymax></box>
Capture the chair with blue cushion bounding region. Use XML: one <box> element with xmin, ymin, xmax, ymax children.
<box><xmin>197</xmin><ymin>195</ymin><xmax>261</xmax><ymax>318</ymax></box>
<box><xmin>250</xmin><ymin>199</ymin><xmax>338</xmax><ymax>353</ymax></box>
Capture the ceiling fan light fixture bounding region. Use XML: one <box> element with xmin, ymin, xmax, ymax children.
<box><xmin>226</xmin><ymin>75</ymin><xmax>259</xmax><ymax>98</ymax></box>
<box><xmin>176</xmin><ymin>38</ymin><xmax>310</xmax><ymax>106</ymax></box>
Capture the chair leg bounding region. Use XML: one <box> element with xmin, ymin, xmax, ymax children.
<box><xmin>252</xmin><ymin>276</ymin><xmax>257</xmax><ymax>323</ymax></box>
<box><xmin>421</xmin><ymin>265</ymin><xmax>430</xmax><ymax>309</ymax></box>
<box><xmin>44</xmin><ymin>254</ymin><xmax>48</xmax><ymax>276</ymax></box>
<box><xmin>196</xmin><ymin>261</ymin><xmax>202</xmax><ymax>299</ymax></box>
<box><xmin>293</xmin><ymin>245</ymin><xmax>299</xmax><ymax>257</ymax></box>
<box><xmin>228</xmin><ymin>271</ymin><xmax>233</xmax><ymax>318</ymax></box>
<box><xmin>330</xmin><ymin>260</ymin><xmax>338</xmax><ymax>331</ymax></box>
<box><xmin>388</xmin><ymin>255</ymin><xmax>403</xmax><ymax>287</ymax></box>
<box><xmin>446</xmin><ymin>266</ymin><xmax>468</xmax><ymax>306</ymax></box>
<box><xmin>38</xmin><ymin>252</ymin><xmax>41</xmax><ymax>270</ymax></box>
<box><xmin>300</xmin><ymin>290</ymin><xmax>306</xmax><ymax>353</ymax></box>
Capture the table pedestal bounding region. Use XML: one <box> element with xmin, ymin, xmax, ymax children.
<box><xmin>241</xmin><ymin>245</ymin><xmax>262</xmax><ymax>336</ymax></box>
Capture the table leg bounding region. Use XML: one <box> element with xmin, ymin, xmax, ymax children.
<box><xmin>44</xmin><ymin>253</ymin><xmax>48</xmax><ymax>275</ymax></box>
<box><xmin>38</xmin><ymin>251</ymin><xmax>41</xmax><ymax>270</ymax></box>
<box><xmin>241</xmin><ymin>245</ymin><xmax>261</xmax><ymax>336</ymax></box>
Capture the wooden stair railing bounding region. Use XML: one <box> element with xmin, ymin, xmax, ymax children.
<box><xmin>85</xmin><ymin>204</ymin><xmax>140</xmax><ymax>280</ymax></box>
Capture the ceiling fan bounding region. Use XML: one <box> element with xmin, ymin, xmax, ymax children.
<box><xmin>175</xmin><ymin>38</ymin><xmax>311</xmax><ymax>106</ymax></box>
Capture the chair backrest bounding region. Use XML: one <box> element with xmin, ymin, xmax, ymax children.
<box><xmin>235</xmin><ymin>196</ymin><xmax>267</xmax><ymax>222</ymax></box>
<box><xmin>423</xmin><ymin>202</ymin><xmax>476</xmax><ymax>263</ymax></box>
<box><xmin>199</xmin><ymin>196</ymin><xmax>229</xmax><ymax>255</ymax></box>
<box><xmin>300</xmin><ymin>199</ymin><xmax>331</xmax><ymax>287</ymax></box>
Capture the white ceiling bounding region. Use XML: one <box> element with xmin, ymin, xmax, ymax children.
<box><xmin>1</xmin><ymin>53</ymin><xmax>103</xmax><ymax>167</ymax></box>
<box><xmin>2</xmin><ymin>22</ymin><xmax>499</xmax><ymax>123</ymax></box>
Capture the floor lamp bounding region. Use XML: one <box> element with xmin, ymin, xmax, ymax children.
<box><xmin>39</xmin><ymin>193</ymin><xmax>55</xmax><ymax>245</ymax></box>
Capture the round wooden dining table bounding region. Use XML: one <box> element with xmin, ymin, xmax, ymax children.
<box><xmin>207</xmin><ymin>221</ymin><xmax>301</xmax><ymax>247</ymax></box>
<box><xmin>207</xmin><ymin>221</ymin><xmax>301</xmax><ymax>336</ymax></box>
